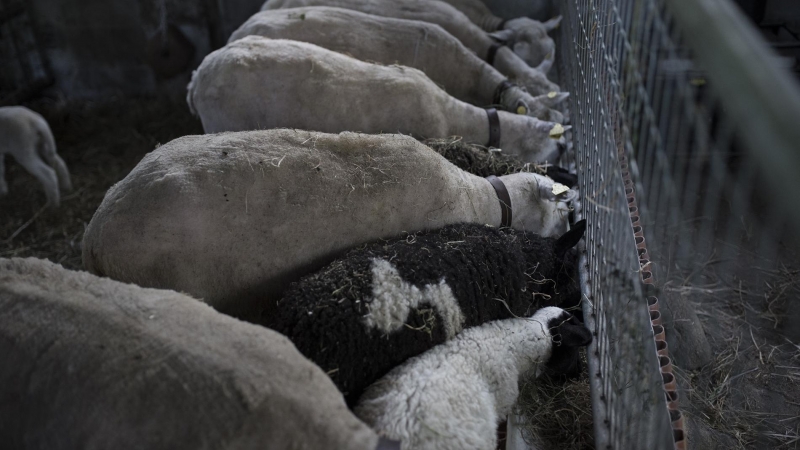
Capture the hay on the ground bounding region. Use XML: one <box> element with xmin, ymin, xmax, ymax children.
<box><xmin>514</xmin><ymin>351</ymin><xmax>594</xmax><ymax>450</ymax></box>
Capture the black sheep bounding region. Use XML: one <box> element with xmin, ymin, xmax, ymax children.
<box><xmin>260</xmin><ymin>221</ymin><xmax>585</xmax><ymax>405</ymax></box>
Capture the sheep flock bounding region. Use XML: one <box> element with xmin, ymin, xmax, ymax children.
<box><xmin>0</xmin><ymin>0</ymin><xmax>596</xmax><ymax>449</ymax></box>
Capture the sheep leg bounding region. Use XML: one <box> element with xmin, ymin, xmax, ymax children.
<box><xmin>47</xmin><ymin>153</ymin><xmax>72</xmax><ymax>192</ymax></box>
<box><xmin>0</xmin><ymin>154</ymin><xmax>7</xmax><ymax>196</ymax></box>
<box><xmin>14</xmin><ymin>150</ymin><xmax>60</xmax><ymax>207</ymax></box>
<box><xmin>37</xmin><ymin>129</ymin><xmax>72</xmax><ymax>192</ymax></box>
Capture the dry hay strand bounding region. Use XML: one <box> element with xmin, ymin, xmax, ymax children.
<box><xmin>513</xmin><ymin>351</ymin><xmax>594</xmax><ymax>450</ymax></box>
<box><xmin>0</xmin><ymin>97</ymin><xmax>203</xmax><ymax>270</ymax></box>
<box><xmin>674</xmin><ymin>259</ymin><xmax>800</xmax><ymax>449</ymax></box>
<box><xmin>674</xmin><ymin>338</ymin><xmax>760</xmax><ymax>449</ymax></box>
<box><xmin>422</xmin><ymin>136</ymin><xmax>550</xmax><ymax>177</ymax></box>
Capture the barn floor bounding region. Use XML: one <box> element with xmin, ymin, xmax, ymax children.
<box><xmin>0</xmin><ymin>97</ymin><xmax>203</xmax><ymax>268</ymax></box>
<box><xmin>656</xmin><ymin>217</ymin><xmax>800</xmax><ymax>449</ymax></box>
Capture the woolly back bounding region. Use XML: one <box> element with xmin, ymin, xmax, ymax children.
<box><xmin>189</xmin><ymin>35</ymin><xmax>448</xmax><ymax>135</ymax></box>
<box><xmin>82</xmin><ymin>129</ymin><xmax>489</xmax><ymax>317</ymax></box>
<box><xmin>0</xmin><ymin>257</ymin><xmax>378</xmax><ymax>450</ymax></box>
<box><xmin>265</xmin><ymin>222</ymin><xmax>582</xmax><ymax>404</ymax></box>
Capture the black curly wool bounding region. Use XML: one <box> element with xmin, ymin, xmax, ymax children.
<box><xmin>259</xmin><ymin>221</ymin><xmax>585</xmax><ymax>405</ymax></box>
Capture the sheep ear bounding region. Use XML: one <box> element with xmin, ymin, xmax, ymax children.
<box><xmin>535</xmin><ymin>54</ymin><xmax>554</xmax><ymax>74</ymax></box>
<box><xmin>549</xmin><ymin>313</ymin><xmax>592</xmax><ymax>347</ymax></box>
<box><xmin>557</xmin><ymin>315</ymin><xmax>593</xmax><ymax>347</ymax></box>
<box><xmin>533</xmin><ymin>120</ymin><xmax>559</xmax><ymax>134</ymax></box>
<box><xmin>555</xmin><ymin>220</ymin><xmax>586</xmax><ymax>256</ymax></box>
<box><xmin>534</xmin><ymin>91</ymin><xmax>570</xmax><ymax>108</ymax></box>
<box><xmin>543</xmin><ymin>15</ymin><xmax>563</xmax><ymax>32</ymax></box>
<box><xmin>488</xmin><ymin>28</ymin><xmax>515</xmax><ymax>44</ymax></box>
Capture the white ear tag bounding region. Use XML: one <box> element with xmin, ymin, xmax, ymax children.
<box><xmin>547</xmin><ymin>91</ymin><xmax>558</xmax><ymax>98</ymax></box>
<box><xmin>552</xmin><ymin>183</ymin><xmax>570</xmax><ymax>195</ymax></box>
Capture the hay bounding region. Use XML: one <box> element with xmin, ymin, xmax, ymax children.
<box><xmin>660</xmin><ymin>236</ymin><xmax>800</xmax><ymax>449</ymax></box>
<box><xmin>424</xmin><ymin>137</ymin><xmax>592</xmax><ymax>447</ymax></box>
<box><xmin>514</xmin><ymin>351</ymin><xmax>595</xmax><ymax>450</ymax></box>
<box><xmin>0</xmin><ymin>97</ymin><xmax>203</xmax><ymax>270</ymax></box>
<box><xmin>422</xmin><ymin>137</ymin><xmax>548</xmax><ymax>177</ymax></box>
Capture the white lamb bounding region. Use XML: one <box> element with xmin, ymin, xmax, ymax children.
<box><xmin>0</xmin><ymin>106</ymin><xmax>71</xmax><ymax>207</ymax></box>
<box><xmin>354</xmin><ymin>306</ymin><xmax>592</xmax><ymax>450</ymax></box>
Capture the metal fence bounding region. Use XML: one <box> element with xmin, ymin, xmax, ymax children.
<box><xmin>557</xmin><ymin>0</ymin><xmax>800</xmax><ymax>447</ymax></box>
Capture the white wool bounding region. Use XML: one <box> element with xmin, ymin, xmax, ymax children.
<box><xmin>364</xmin><ymin>258</ymin><xmax>465</xmax><ymax>339</ymax></box>
<box><xmin>0</xmin><ymin>106</ymin><xmax>71</xmax><ymax>207</ymax></box>
<box><xmin>355</xmin><ymin>307</ymin><xmax>568</xmax><ymax>450</ymax></box>
<box><xmin>228</xmin><ymin>7</ymin><xmax>562</xmax><ymax>120</ymax></box>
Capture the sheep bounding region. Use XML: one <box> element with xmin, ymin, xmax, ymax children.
<box><xmin>228</xmin><ymin>7</ymin><xmax>568</xmax><ymax>121</ymax></box>
<box><xmin>0</xmin><ymin>257</ymin><xmax>380</xmax><ymax>450</ymax></box>
<box><xmin>261</xmin><ymin>0</ymin><xmax>561</xmax><ymax>93</ymax></box>
<box><xmin>0</xmin><ymin>106</ymin><xmax>72</xmax><ymax>207</ymax></box>
<box><xmin>187</xmin><ymin>37</ymin><xmax>567</xmax><ymax>163</ymax></box>
<box><xmin>82</xmin><ymin>129</ymin><xmax>576</xmax><ymax>321</ymax></box>
<box><xmin>433</xmin><ymin>0</ymin><xmax>562</xmax><ymax>73</ymax></box>
<box><xmin>354</xmin><ymin>306</ymin><xmax>592</xmax><ymax>450</ymax></box>
<box><xmin>263</xmin><ymin>220</ymin><xmax>586</xmax><ymax>405</ymax></box>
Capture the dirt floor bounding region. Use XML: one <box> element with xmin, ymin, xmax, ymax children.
<box><xmin>653</xmin><ymin>212</ymin><xmax>800</xmax><ymax>449</ymax></box>
<box><xmin>0</xmin><ymin>97</ymin><xmax>203</xmax><ymax>268</ymax></box>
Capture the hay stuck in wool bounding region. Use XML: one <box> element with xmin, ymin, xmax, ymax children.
<box><xmin>514</xmin><ymin>351</ymin><xmax>594</xmax><ymax>450</ymax></box>
<box><xmin>264</xmin><ymin>222</ymin><xmax>584</xmax><ymax>405</ymax></box>
<box><xmin>423</xmin><ymin>136</ymin><xmax>548</xmax><ymax>177</ymax></box>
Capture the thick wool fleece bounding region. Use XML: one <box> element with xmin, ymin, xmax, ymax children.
<box><xmin>354</xmin><ymin>307</ymin><xmax>591</xmax><ymax>450</ymax></box>
<box><xmin>0</xmin><ymin>257</ymin><xmax>377</xmax><ymax>450</ymax></box>
<box><xmin>0</xmin><ymin>106</ymin><xmax>72</xmax><ymax>207</ymax></box>
<box><xmin>229</xmin><ymin>8</ymin><xmax>559</xmax><ymax>119</ymax></box>
<box><xmin>187</xmin><ymin>36</ymin><xmax>562</xmax><ymax>162</ymax></box>
<box><xmin>263</xmin><ymin>222</ymin><xmax>583</xmax><ymax>404</ymax></box>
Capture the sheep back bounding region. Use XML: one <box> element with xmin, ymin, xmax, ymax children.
<box><xmin>0</xmin><ymin>257</ymin><xmax>377</xmax><ymax>450</ymax></box>
<box><xmin>82</xmin><ymin>129</ymin><xmax>496</xmax><ymax>320</ymax></box>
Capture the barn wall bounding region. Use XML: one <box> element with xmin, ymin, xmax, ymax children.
<box><xmin>18</xmin><ymin>0</ymin><xmax>264</xmax><ymax>100</ymax></box>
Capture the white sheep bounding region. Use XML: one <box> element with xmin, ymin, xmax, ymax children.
<box><xmin>0</xmin><ymin>257</ymin><xmax>380</xmax><ymax>450</ymax></box>
<box><xmin>83</xmin><ymin>129</ymin><xmax>576</xmax><ymax>320</ymax></box>
<box><xmin>262</xmin><ymin>0</ymin><xmax>557</xmax><ymax>73</ymax></box>
<box><xmin>354</xmin><ymin>306</ymin><xmax>592</xmax><ymax>450</ymax></box>
<box><xmin>229</xmin><ymin>7</ymin><xmax>568</xmax><ymax>121</ymax></box>
<box><xmin>187</xmin><ymin>37</ymin><xmax>566</xmax><ymax>163</ymax></box>
<box><xmin>0</xmin><ymin>106</ymin><xmax>71</xmax><ymax>207</ymax></box>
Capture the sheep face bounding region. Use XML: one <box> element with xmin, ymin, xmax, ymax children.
<box><xmin>543</xmin><ymin>309</ymin><xmax>593</xmax><ymax>379</ymax></box>
<box><xmin>492</xmin><ymin>18</ymin><xmax>556</xmax><ymax>68</ymax></box>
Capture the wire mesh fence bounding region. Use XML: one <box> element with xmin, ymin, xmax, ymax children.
<box><xmin>557</xmin><ymin>0</ymin><xmax>800</xmax><ymax>447</ymax></box>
